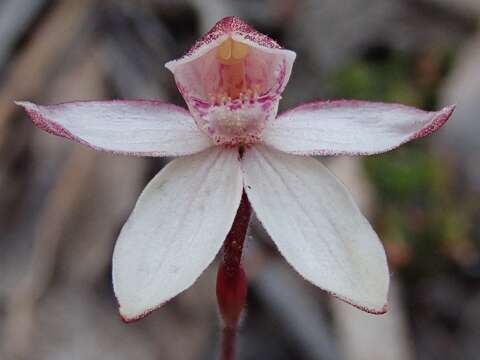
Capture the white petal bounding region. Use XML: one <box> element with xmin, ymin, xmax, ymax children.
<box><xmin>242</xmin><ymin>145</ymin><xmax>389</xmax><ymax>313</ymax></box>
<box><xmin>16</xmin><ymin>100</ymin><xmax>212</xmax><ymax>156</ymax></box>
<box><xmin>113</xmin><ymin>147</ymin><xmax>243</xmax><ymax>321</ymax></box>
<box><xmin>263</xmin><ymin>100</ymin><xmax>455</xmax><ymax>155</ymax></box>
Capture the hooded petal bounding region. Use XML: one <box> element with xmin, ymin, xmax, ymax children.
<box><xmin>165</xmin><ymin>16</ymin><xmax>295</xmax><ymax>97</ymax></box>
<box><xmin>16</xmin><ymin>100</ymin><xmax>212</xmax><ymax>156</ymax></box>
<box><xmin>113</xmin><ymin>147</ymin><xmax>243</xmax><ymax>322</ymax></box>
<box><xmin>263</xmin><ymin>100</ymin><xmax>455</xmax><ymax>155</ymax></box>
<box><xmin>164</xmin><ymin>17</ymin><xmax>295</xmax><ymax>145</ymax></box>
<box><xmin>241</xmin><ymin>145</ymin><xmax>389</xmax><ymax>313</ymax></box>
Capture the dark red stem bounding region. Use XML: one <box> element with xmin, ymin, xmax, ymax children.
<box><xmin>223</xmin><ymin>191</ymin><xmax>251</xmax><ymax>278</ymax></box>
<box><xmin>216</xmin><ymin>190</ymin><xmax>251</xmax><ymax>360</ymax></box>
<box><xmin>220</xmin><ymin>327</ymin><xmax>237</xmax><ymax>360</ymax></box>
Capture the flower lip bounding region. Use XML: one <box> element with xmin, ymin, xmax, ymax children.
<box><xmin>164</xmin><ymin>16</ymin><xmax>296</xmax><ymax>103</ymax></box>
<box><xmin>164</xmin><ymin>17</ymin><xmax>296</xmax><ymax>147</ymax></box>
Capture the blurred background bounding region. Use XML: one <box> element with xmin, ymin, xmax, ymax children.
<box><xmin>0</xmin><ymin>0</ymin><xmax>479</xmax><ymax>359</ymax></box>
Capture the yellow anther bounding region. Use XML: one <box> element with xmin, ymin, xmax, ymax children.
<box><xmin>215</xmin><ymin>39</ymin><xmax>251</xmax><ymax>99</ymax></box>
<box><xmin>217</xmin><ymin>38</ymin><xmax>249</xmax><ymax>64</ymax></box>
<box><xmin>217</xmin><ymin>38</ymin><xmax>232</xmax><ymax>61</ymax></box>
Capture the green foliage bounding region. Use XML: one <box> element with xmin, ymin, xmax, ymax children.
<box><xmin>364</xmin><ymin>145</ymin><xmax>443</xmax><ymax>203</ymax></box>
<box><xmin>329</xmin><ymin>48</ymin><xmax>475</xmax><ymax>278</ymax></box>
<box><xmin>332</xmin><ymin>55</ymin><xmax>421</xmax><ymax>105</ymax></box>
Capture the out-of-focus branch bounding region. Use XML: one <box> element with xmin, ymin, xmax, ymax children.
<box><xmin>0</xmin><ymin>0</ymin><xmax>96</xmax><ymax>148</ymax></box>
<box><xmin>0</xmin><ymin>0</ymin><xmax>49</xmax><ymax>69</ymax></box>
<box><xmin>2</xmin><ymin>147</ymin><xmax>97</xmax><ymax>359</ymax></box>
<box><xmin>2</xmin><ymin>42</ymin><xmax>106</xmax><ymax>360</ymax></box>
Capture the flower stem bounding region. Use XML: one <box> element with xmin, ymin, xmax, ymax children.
<box><xmin>216</xmin><ymin>190</ymin><xmax>251</xmax><ymax>360</ymax></box>
<box><xmin>222</xmin><ymin>191</ymin><xmax>251</xmax><ymax>277</ymax></box>
<box><xmin>220</xmin><ymin>326</ymin><xmax>237</xmax><ymax>360</ymax></box>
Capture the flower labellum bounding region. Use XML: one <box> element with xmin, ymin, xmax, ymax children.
<box><xmin>16</xmin><ymin>16</ymin><xmax>455</xmax><ymax>324</ymax></box>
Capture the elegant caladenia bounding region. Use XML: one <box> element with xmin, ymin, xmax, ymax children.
<box><xmin>17</xmin><ymin>17</ymin><xmax>454</xmax><ymax>328</ymax></box>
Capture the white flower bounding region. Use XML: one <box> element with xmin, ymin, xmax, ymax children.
<box><xmin>16</xmin><ymin>16</ymin><xmax>455</xmax><ymax>322</ymax></box>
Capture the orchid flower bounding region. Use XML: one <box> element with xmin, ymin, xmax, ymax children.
<box><xmin>16</xmin><ymin>16</ymin><xmax>454</xmax><ymax>323</ymax></box>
